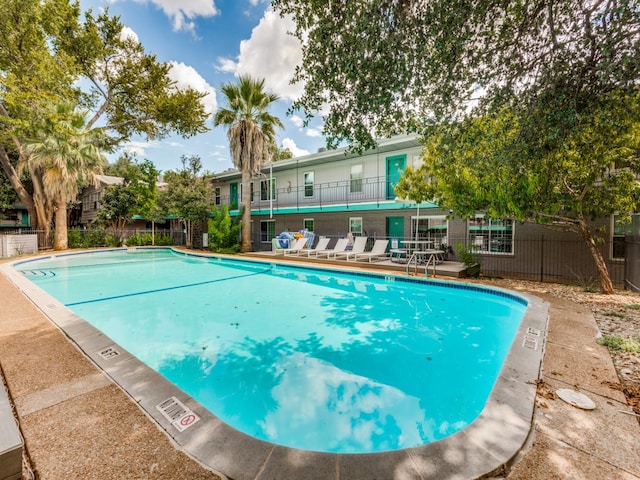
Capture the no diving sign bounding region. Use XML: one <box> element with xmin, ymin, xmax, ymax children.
<box><xmin>172</xmin><ymin>411</ymin><xmax>200</xmax><ymax>432</ymax></box>
<box><xmin>156</xmin><ymin>397</ymin><xmax>201</xmax><ymax>432</ymax></box>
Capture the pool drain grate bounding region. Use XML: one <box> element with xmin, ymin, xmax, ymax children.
<box><xmin>156</xmin><ymin>396</ymin><xmax>200</xmax><ymax>432</ymax></box>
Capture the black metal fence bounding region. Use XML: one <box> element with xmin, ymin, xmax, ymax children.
<box><xmin>252</xmin><ymin>231</ymin><xmax>624</xmax><ymax>287</ymax></box>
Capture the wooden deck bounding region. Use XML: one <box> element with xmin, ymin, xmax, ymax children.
<box><xmin>243</xmin><ymin>251</ymin><xmax>468</xmax><ymax>278</ymax></box>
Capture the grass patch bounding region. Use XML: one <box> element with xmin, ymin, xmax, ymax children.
<box><xmin>602</xmin><ymin>310</ymin><xmax>629</xmax><ymax>319</ymax></box>
<box><xmin>597</xmin><ymin>335</ymin><xmax>640</xmax><ymax>353</ymax></box>
<box><xmin>625</xmin><ymin>304</ymin><xmax>640</xmax><ymax>311</ymax></box>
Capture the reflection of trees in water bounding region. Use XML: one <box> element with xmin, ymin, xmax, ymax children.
<box><xmin>155</xmin><ymin>268</ymin><xmax>515</xmax><ymax>449</ymax></box>
<box><xmin>159</xmin><ymin>337</ymin><xmax>289</xmax><ymax>427</ymax></box>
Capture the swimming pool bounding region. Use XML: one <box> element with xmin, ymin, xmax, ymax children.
<box><xmin>13</xmin><ymin>248</ymin><xmax>530</xmax><ymax>455</ymax></box>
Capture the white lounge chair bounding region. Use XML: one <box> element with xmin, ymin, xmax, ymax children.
<box><xmin>297</xmin><ymin>237</ymin><xmax>331</xmax><ymax>257</ymax></box>
<box><xmin>354</xmin><ymin>239</ymin><xmax>390</xmax><ymax>262</ymax></box>
<box><xmin>280</xmin><ymin>238</ymin><xmax>307</xmax><ymax>255</ymax></box>
<box><xmin>313</xmin><ymin>238</ymin><xmax>349</xmax><ymax>258</ymax></box>
<box><xmin>334</xmin><ymin>236</ymin><xmax>369</xmax><ymax>260</ymax></box>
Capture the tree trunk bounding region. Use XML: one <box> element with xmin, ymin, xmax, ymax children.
<box><xmin>578</xmin><ymin>216</ymin><xmax>615</xmax><ymax>294</ymax></box>
<box><xmin>185</xmin><ymin>219</ymin><xmax>192</xmax><ymax>248</ymax></box>
<box><xmin>53</xmin><ymin>201</ymin><xmax>68</xmax><ymax>250</ymax></box>
<box><xmin>240</xmin><ymin>167</ymin><xmax>252</xmax><ymax>252</ymax></box>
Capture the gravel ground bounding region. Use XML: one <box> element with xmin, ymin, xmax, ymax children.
<box><xmin>478</xmin><ymin>278</ymin><xmax>640</xmax><ymax>418</ymax></box>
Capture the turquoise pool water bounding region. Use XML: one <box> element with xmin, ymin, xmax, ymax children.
<box><xmin>15</xmin><ymin>248</ymin><xmax>527</xmax><ymax>454</ymax></box>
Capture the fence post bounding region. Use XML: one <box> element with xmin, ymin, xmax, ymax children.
<box><xmin>540</xmin><ymin>234</ymin><xmax>544</xmax><ymax>283</ymax></box>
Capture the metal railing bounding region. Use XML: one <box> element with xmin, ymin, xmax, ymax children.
<box><xmin>217</xmin><ymin>176</ymin><xmax>395</xmax><ymax>211</ymax></box>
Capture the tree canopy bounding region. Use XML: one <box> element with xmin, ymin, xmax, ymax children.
<box><xmin>0</xmin><ymin>0</ymin><xmax>209</xmax><ymax>246</ymax></box>
<box><xmin>160</xmin><ymin>155</ymin><xmax>213</xmax><ymax>249</ymax></box>
<box><xmin>98</xmin><ymin>154</ymin><xmax>159</xmax><ymax>240</ymax></box>
<box><xmin>274</xmin><ymin>0</ymin><xmax>639</xmax><ymax>149</ymax></box>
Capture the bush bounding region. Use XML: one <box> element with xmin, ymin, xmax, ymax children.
<box><xmin>156</xmin><ymin>233</ymin><xmax>174</xmax><ymax>246</ymax></box>
<box><xmin>597</xmin><ymin>335</ymin><xmax>640</xmax><ymax>353</ymax></box>
<box><xmin>454</xmin><ymin>241</ymin><xmax>481</xmax><ymax>277</ymax></box>
<box><xmin>208</xmin><ymin>204</ymin><xmax>241</xmax><ymax>252</ymax></box>
<box><xmin>125</xmin><ymin>233</ymin><xmax>141</xmax><ymax>246</ymax></box>
<box><xmin>68</xmin><ymin>227</ymin><xmax>84</xmax><ymax>248</ymax></box>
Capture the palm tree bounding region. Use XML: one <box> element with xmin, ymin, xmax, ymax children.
<box><xmin>214</xmin><ymin>75</ymin><xmax>283</xmax><ymax>252</ymax></box>
<box><xmin>22</xmin><ymin>102</ymin><xmax>107</xmax><ymax>250</ymax></box>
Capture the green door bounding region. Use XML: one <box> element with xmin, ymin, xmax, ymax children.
<box><xmin>386</xmin><ymin>155</ymin><xmax>406</xmax><ymax>199</ymax></box>
<box><xmin>386</xmin><ymin>216</ymin><xmax>404</xmax><ymax>248</ymax></box>
<box><xmin>230</xmin><ymin>182</ymin><xmax>238</xmax><ymax>209</ymax></box>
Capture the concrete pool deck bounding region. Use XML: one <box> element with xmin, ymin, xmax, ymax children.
<box><xmin>0</xmin><ymin>250</ymin><xmax>639</xmax><ymax>479</ymax></box>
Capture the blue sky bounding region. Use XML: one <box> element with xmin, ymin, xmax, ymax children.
<box><xmin>79</xmin><ymin>0</ymin><xmax>327</xmax><ymax>174</ymax></box>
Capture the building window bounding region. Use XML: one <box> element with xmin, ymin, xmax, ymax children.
<box><xmin>304</xmin><ymin>171</ymin><xmax>314</xmax><ymax>197</ymax></box>
<box><xmin>412</xmin><ymin>216</ymin><xmax>448</xmax><ymax>248</ymax></box>
<box><xmin>468</xmin><ymin>215</ymin><xmax>514</xmax><ymax>254</ymax></box>
<box><xmin>214</xmin><ymin>187</ymin><xmax>221</xmax><ymax>206</ymax></box>
<box><xmin>349</xmin><ymin>217</ymin><xmax>363</xmax><ymax>235</ymax></box>
<box><xmin>261</xmin><ymin>178</ymin><xmax>276</xmax><ymax>201</ymax></box>
<box><xmin>303</xmin><ymin>218</ymin><xmax>314</xmax><ymax>232</ymax></box>
<box><xmin>350</xmin><ymin>164</ymin><xmax>363</xmax><ymax>194</ymax></box>
<box><xmin>260</xmin><ymin>220</ymin><xmax>275</xmax><ymax>243</ymax></box>
<box><xmin>612</xmin><ymin>214</ymin><xmax>629</xmax><ymax>260</ymax></box>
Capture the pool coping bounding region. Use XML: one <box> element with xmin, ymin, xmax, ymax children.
<box><xmin>2</xmin><ymin>248</ymin><xmax>549</xmax><ymax>480</ymax></box>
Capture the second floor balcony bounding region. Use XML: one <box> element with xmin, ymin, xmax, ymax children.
<box><xmin>215</xmin><ymin>175</ymin><xmax>427</xmax><ymax>214</ymax></box>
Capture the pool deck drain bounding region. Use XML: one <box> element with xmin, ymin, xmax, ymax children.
<box><xmin>1</xmin><ymin>250</ymin><xmax>639</xmax><ymax>480</ymax></box>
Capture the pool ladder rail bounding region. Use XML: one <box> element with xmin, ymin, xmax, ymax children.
<box><xmin>405</xmin><ymin>251</ymin><xmax>438</xmax><ymax>278</ymax></box>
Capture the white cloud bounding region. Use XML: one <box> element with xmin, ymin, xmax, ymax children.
<box><xmin>133</xmin><ymin>0</ymin><xmax>219</xmax><ymax>33</ymax></box>
<box><xmin>168</xmin><ymin>61</ymin><xmax>218</xmax><ymax>116</ymax></box>
<box><xmin>306</xmin><ymin>128</ymin><xmax>322</xmax><ymax>138</ymax></box>
<box><xmin>281</xmin><ymin>138</ymin><xmax>309</xmax><ymax>157</ymax></box>
<box><xmin>217</xmin><ymin>9</ymin><xmax>304</xmax><ymax>101</ymax></box>
<box><xmin>120</xmin><ymin>26</ymin><xmax>139</xmax><ymax>43</ymax></box>
<box><xmin>290</xmin><ymin>115</ymin><xmax>304</xmax><ymax>128</ymax></box>
<box><xmin>215</xmin><ymin>57</ymin><xmax>237</xmax><ymax>73</ymax></box>
<box><xmin>124</xmin><ymin>145</ymin><xmax>145</xmax><ymax>156</ymax></box>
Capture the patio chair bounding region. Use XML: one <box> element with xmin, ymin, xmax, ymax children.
<box><xmin>312</xmin><ymin>238</ymin><xmax>349</xmax><ymax>258</ymax></box>
<box><xmin>279</xmin><ymin>238</ymin><xmax>307</xmax><ymax>255</ymax></box>
<box><xmin>334</xmin><ymin>236</ymin><xmax>369</xmax><ymax>260</ymax></box>
<box><xmin>354</xmin><ymin>239</ymin><xmax>390</xmax><ymax>262</ymax></box>
<box><xmin>297</xmin><ymin>237</ymin><xmax>331</xmax><ymax>257</ymax></box>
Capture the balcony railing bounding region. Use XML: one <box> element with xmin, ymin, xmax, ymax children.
<box><xmin>216</xmin><ymin>176</ymin><xmax>395</xmax><ymax>212</ymax></box>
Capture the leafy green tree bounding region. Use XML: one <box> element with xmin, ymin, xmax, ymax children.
<box><xmin>274</xmin><ymin>0</ymin><xmax>640</xmax><ymax>293</ymax></box>
<box><xmin>22</xmin><ymin>102</ymin><xmax>107</xmax><ymax>250</ymax></box>
<box><xmin>273</xmin><ymin>145</ymin><xmax>294</xmax><ymax>161</ymax></box>
<box><xmin>214</xmin><ymin>75</ymin><xmax>283</xmax><ymax>252</ymax></box>
<box><xmin>161</xmin><ymin>155</ymin><xmax>212</xmax><ymax>248</ymax></box>
<box><xmin>99</xmin><ymin>155</ymin><xmax>160</xmax><ymax>241</ymax></box>
<box><xmin>274</xmin><ymin>0</ymin><xmax>639</xmax><ymax>149</ymax></box>
<box><xmin>208</xmin><ymin>204</ymin><xmax>242</xmax><ymax>253</ymax></box>
<box><xmin>417</xmin><ymin>96</ymin><xmax>640</xmax><ymax>293</ymax></box>
<box><xmin>0</xmin><ymin>170</ymin><xmax>19</xmax><ymax>215</ymax></box>
<box><xmin>0</xmin><ymin>0</ymin><xmax>209</xmax><ymax>247</ymax></box>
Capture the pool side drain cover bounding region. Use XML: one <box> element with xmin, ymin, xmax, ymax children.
<box><xmin>156</xmin><ymin>396</ymin><xmax>200</xmax><ymax>432</ymax></box>
<box><xmin>556</xmin><ymin>389</ymin><xmax>596</xmax><ymax>410</ymax></box>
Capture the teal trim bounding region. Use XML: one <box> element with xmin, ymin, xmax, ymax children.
<box><xmin>227</xmin><ymin>201</ymin><xmax>437</xmax><ymax>217</ymax></box>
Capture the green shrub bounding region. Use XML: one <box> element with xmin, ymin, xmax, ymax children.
<box><xmin>597</xmin><ymin>335</ymin><xmax>640</xmax><ymax>353</ymax></box>
<box><xmin>125</xmin><ymin>233</ymin><xmax>142</xmax><ymax>246</ymax></box>
<box><xmin>67</xmin><ymin>227</ymin><xmax>84</xmax><ymax>248</ymax></box>
<box><xmin>140</xmin><ymin>232</ymin><xmax>153</xmax><ymax>245</ymax></box>
<box><xmin>156</xmin><ymin>233</ymin><xmax>174</xmax><ymax>246</ymax></box>
<box><xmin>84</xmin><ymin>228</ymin><xmax>107</xmax><ymax>247</ymax></box>
<box><xmin>208</xmin><ymin>204</ymin><xmax>241</xmax><ymax>252</ymax></box>
<box><xmin>454</xmin><ymin>241</ymin><xmax>481</xmax><ymax>277</ymax></box>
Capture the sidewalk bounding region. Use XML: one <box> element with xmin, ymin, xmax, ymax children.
<box><xmin>0</xmin><ymin>261</ymin><xmax>638</xmax><ymax>479</ymax></box>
